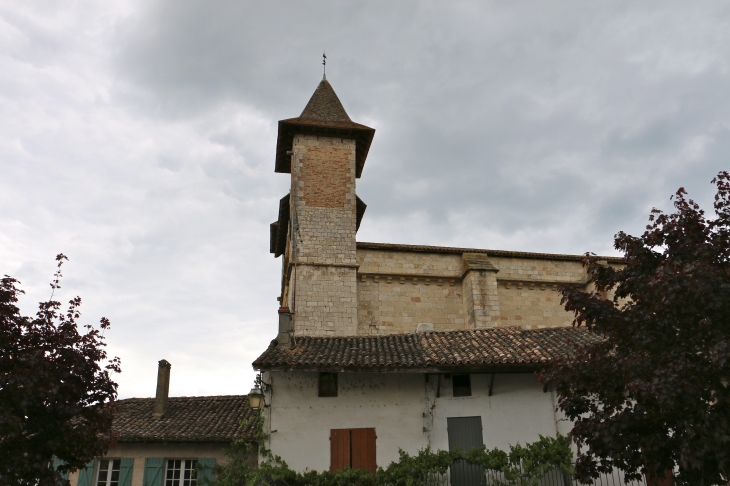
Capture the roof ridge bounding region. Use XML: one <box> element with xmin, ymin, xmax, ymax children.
<box><xmin>116</xmin><ymin>395</ymin><xmax>249</xmax><ymax>402</ymax></box>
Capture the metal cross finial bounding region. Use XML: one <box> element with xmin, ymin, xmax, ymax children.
<box><xmin>322</xmin><ymin>52</ymin><xmax>327</xmax><ymax>79</ymax></box>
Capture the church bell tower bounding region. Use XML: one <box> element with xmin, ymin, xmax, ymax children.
<box><xmin>269</xmin><ymin>76</ymin><xmax>374</xmax><ymax>337</ymax></box>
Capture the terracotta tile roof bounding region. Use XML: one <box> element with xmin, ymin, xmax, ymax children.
<box><xmin>253</xmin><ymin>327</ymin><xmax>600</xmax><ymax>372</ymax></box>
<box><xmin>112</xmin><ymin>395</ymin><xmax>256</xmax><ymax>443</ymax></box>
<box><xmin>356</xmin><ymin>242</ymin><xmax>625</xmax><ymax>263</ymax></box>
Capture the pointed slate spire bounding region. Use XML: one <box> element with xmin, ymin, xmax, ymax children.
<box><xmin>299</xmin><ymin>78</ymin><xmax>352</xmax><ymax>123</ymax></box>
<box><xmin>275</xmin><ymin>77</ymin><xmax>375</xmax><ymax>178</ymax></box>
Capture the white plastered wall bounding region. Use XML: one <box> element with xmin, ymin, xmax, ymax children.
<box><xmin>265</xmin><ymin>370</ymin><xmax>569</xmax><ymax>473</ymax></box>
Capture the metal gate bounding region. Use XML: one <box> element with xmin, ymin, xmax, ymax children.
<box><xmin>447</xmin><ymin>416</ymin><xmax>485</xmax><ymax>486</ymax></box>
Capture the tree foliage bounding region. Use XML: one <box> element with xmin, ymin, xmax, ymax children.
<box><xmin>540</xmin><ymin>173</ymin><xmax>730</xmax><ymax>485</ymax></box>
<box><xmin>0</xmin><ymin>255</ymin><xmax>121</xmax><ymax>485</ymax></box>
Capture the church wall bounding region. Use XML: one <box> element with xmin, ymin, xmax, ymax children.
<box><xmin>488</xmin><ymin>256</ymin><xmax>587</xmax><ymax>283</ymax></box>
<box><xmin>356</xmin><ymin>249</ymin><xmax>466</xmax><ymax>334</ymax></box>
<box><xmin>293</xmin><ymin>265</ymin><xmax>358</xmax><ymax>336</ymax></box>
<box><xmin>489</xmin><ymin>256</ymin><xmax>587</xmax><ymax>328</ymax></box>
<box><xmin>264</xmin><ymin>371</ymin><xmax>563</xmax><ymax>474</ymax></box>
<box><xmin>357</xmin><ymin>277</ymin><xmax>466</xmax><ymax>334</ymax></box>
<box><xmin>355</xmin><ymin>248</ymin><xmax>592</xmax><ymax>333</ymax></box>
<box><xmin>357</xmin><ymin>249</ymin><xmax>464</xmax><ymax>278</ymax></box>
<box><xmin>496</xmin><ymin>283</ymin><xmax>575</xmax><ymax>328</ymax></box>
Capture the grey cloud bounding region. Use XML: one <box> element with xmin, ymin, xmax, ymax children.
<box><xmin>3</xmin><ymin>0</ymin><xmax>730</xmax><ymax>397</ymax></box>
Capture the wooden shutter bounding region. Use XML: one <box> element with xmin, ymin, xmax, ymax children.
<box><xmin>143</xmin><ymin>458</ymin><xmax>164</xmax><ymax>486</ymax></box>
<box><xmin>119</xmin><ymin>458</ymin><xmax>134</xmax><ymax>486</ymax></box>
<box><xmin>330</xmin><ymin>428</ymin><xmax>351</xmax><ymax>472</ymax></box>
<box><xmin>197</xmin><ymin>458</ymin><xmax>216</xmax><ymax>485</ymax></box>
<box><xmin>351</xmin><ymin>428</ymin><xmax>377</xmax><ymax>474</ymax></box>
<box><xmin>52</xmin><ymin>458</ymin><xmax>69</xmax><ymax>480</ymax></box>
<box><xmin>76</xmin><ymin>460</ymin><xmax>96</xmax><ymax>486</ymax></box>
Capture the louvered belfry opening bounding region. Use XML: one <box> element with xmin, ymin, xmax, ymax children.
<box><xmin>330</xmin><ymin>428</ymin><xmax>377</xmax><ymax>474</ymax></box>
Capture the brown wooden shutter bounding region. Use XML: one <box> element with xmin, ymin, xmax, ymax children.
<box><xmin>330</xmin><ymin>429</ymin><xmax>351</xmax><ymax>472</ymax></box>
<box><xmin>351</xmin><ymin>428</ymin><xmax>377</xmax><ymax>474</ymax></box>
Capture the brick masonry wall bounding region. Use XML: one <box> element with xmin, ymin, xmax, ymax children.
<box><xmin>291</xmin><ymin>135</ymin><xmax>357</xmax><ymax>265</ymax></box>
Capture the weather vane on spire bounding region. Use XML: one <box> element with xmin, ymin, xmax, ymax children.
<box><xmin>322</xmin><ymin>52</ymin><xmax>327</xmax><ymax>79</ymax></box>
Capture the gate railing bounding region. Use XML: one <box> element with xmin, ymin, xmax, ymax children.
<box><xmin>423</xmin><ymin>466</ymin><xmax>649</xmax><ymax>486</ymax></box>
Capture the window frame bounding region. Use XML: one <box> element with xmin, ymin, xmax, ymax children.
<box><xmin>318</xmin><ymin>372</ymin><xmax>338</xmax><ymax>397</ymax></box>
<box><xmin>164</xmin><ymin>458</ymin><xmax>198</xmax><ymax>486</ymax></box>
<box><xmin>95</xmin><ymin>458</ymin><xmax>121</xmax><ymax>486</ymax></box>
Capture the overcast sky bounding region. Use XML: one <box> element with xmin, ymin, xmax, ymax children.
<box><xmin>2</xmin><ymin>1</ymin><xmax>729</xmax><ymax>399</ymax></box>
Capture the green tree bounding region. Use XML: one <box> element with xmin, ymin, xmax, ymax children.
<box><xmin>0</xmin><ymin>255</ymin><xmax>121</xmax><ymax>485</ymax></box>
<box><xmin>540</xmin><ymin>173</ymin><xmax>730</xmax><ymax>485</ymax></box>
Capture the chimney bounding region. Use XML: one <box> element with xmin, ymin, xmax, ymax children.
<box><xmin>277</xmin><ymin>307</ymin><xmax>293</xmax><ymax>345</ymax></box>
<box><xmin>152</xmin><ymin>359</ymin><xmax>171</xmax><ymax>418</ymax></box>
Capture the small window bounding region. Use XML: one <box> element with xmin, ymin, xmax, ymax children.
<box><xmin>452</xmin><ymin>374</ymin><xmax>472</xmax><ymax>397</ymax></box>
<box><xmin>96</xmin><ymin>459</ymin><xmax>121</xmax><ymax>486</ymax></box>
<box><xmin>165</xmin><ymin>459</ymin><xmax>197</xmax><ymax>486</ymax></box>
<box><xmin>318</xmin><ymin>372</ymin><xmax>338</xmax><ymax>397</ymax></box>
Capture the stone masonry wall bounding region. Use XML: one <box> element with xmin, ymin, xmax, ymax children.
<box><xmin>355</xmin><ymin>248</ymin><xmax>593</xmax><ymax>334</ymax></box>
<box><xmin>294</xmin><ymin>207</ymin><xmax>357</xmax><ymax>265</ymax></box>
<box><xmin>488</xmin><ymin>255</ymin><xmax>588</xmax><ymax>328</ymax></box>
<box><xmin>288</xmin><ymin>134</ymin><xmax>358</xmax><ymax>336</ymax></box>
<box><xmin>293</xmin><ymin>265</ymin><xmax>358</xmax><ymax>336</ymax></box>
<box><xmin>357</xmin><ymin>276</ymin><xmax>465</xmax><ymax>334</ymax></box>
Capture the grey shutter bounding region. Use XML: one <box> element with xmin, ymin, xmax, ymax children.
<box><xmin>447</xmin><ymin>416</ymin><xmax>485</xmax><ymax>486</ymax></box>
<box><xmin>143</xmin><ymin>458</ymin><xmax>164</xmax><ymax>486</ymax></box>
<box><xmin>197</xmin><ymin>458</ymin><xmax>216</xmax><ymax>485</ymax></box>
<box><xmin>52</xmin><ymin>458</ymin><xmax>69</xmax><ymax>480</ymax></box>
<box><xmin>119</xmin><ymin>458</ymin><xmax>134</xmax><ymax>486</ymax></box>
<box><xmin>77</xmin><ymin>460</ymin><xmax>96</xmax><ymax>486</ymax></box>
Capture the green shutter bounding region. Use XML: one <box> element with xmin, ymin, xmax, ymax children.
<box><xmin>143</xmin><ymin>458</ymin><xmax>164</xmax><ymax>486</ymax></box>
<box><xmin>77</xmin><ymin>460</ymin><xmax>96</xmax><ymax>486</ymax></box>
<box><xmin>52</xmin><ymin>458</ymin><xmax>69</xmax><ymax>480</ymax></box>
<box><xmin>119</xmin><ymin>458</ymin><xmax>134</xmax><ymax>486</ymax></box>
<box><xmin>197</xmin><ymin>458</ymin><xmax>216</xmax><ymax>485</ymax></box>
